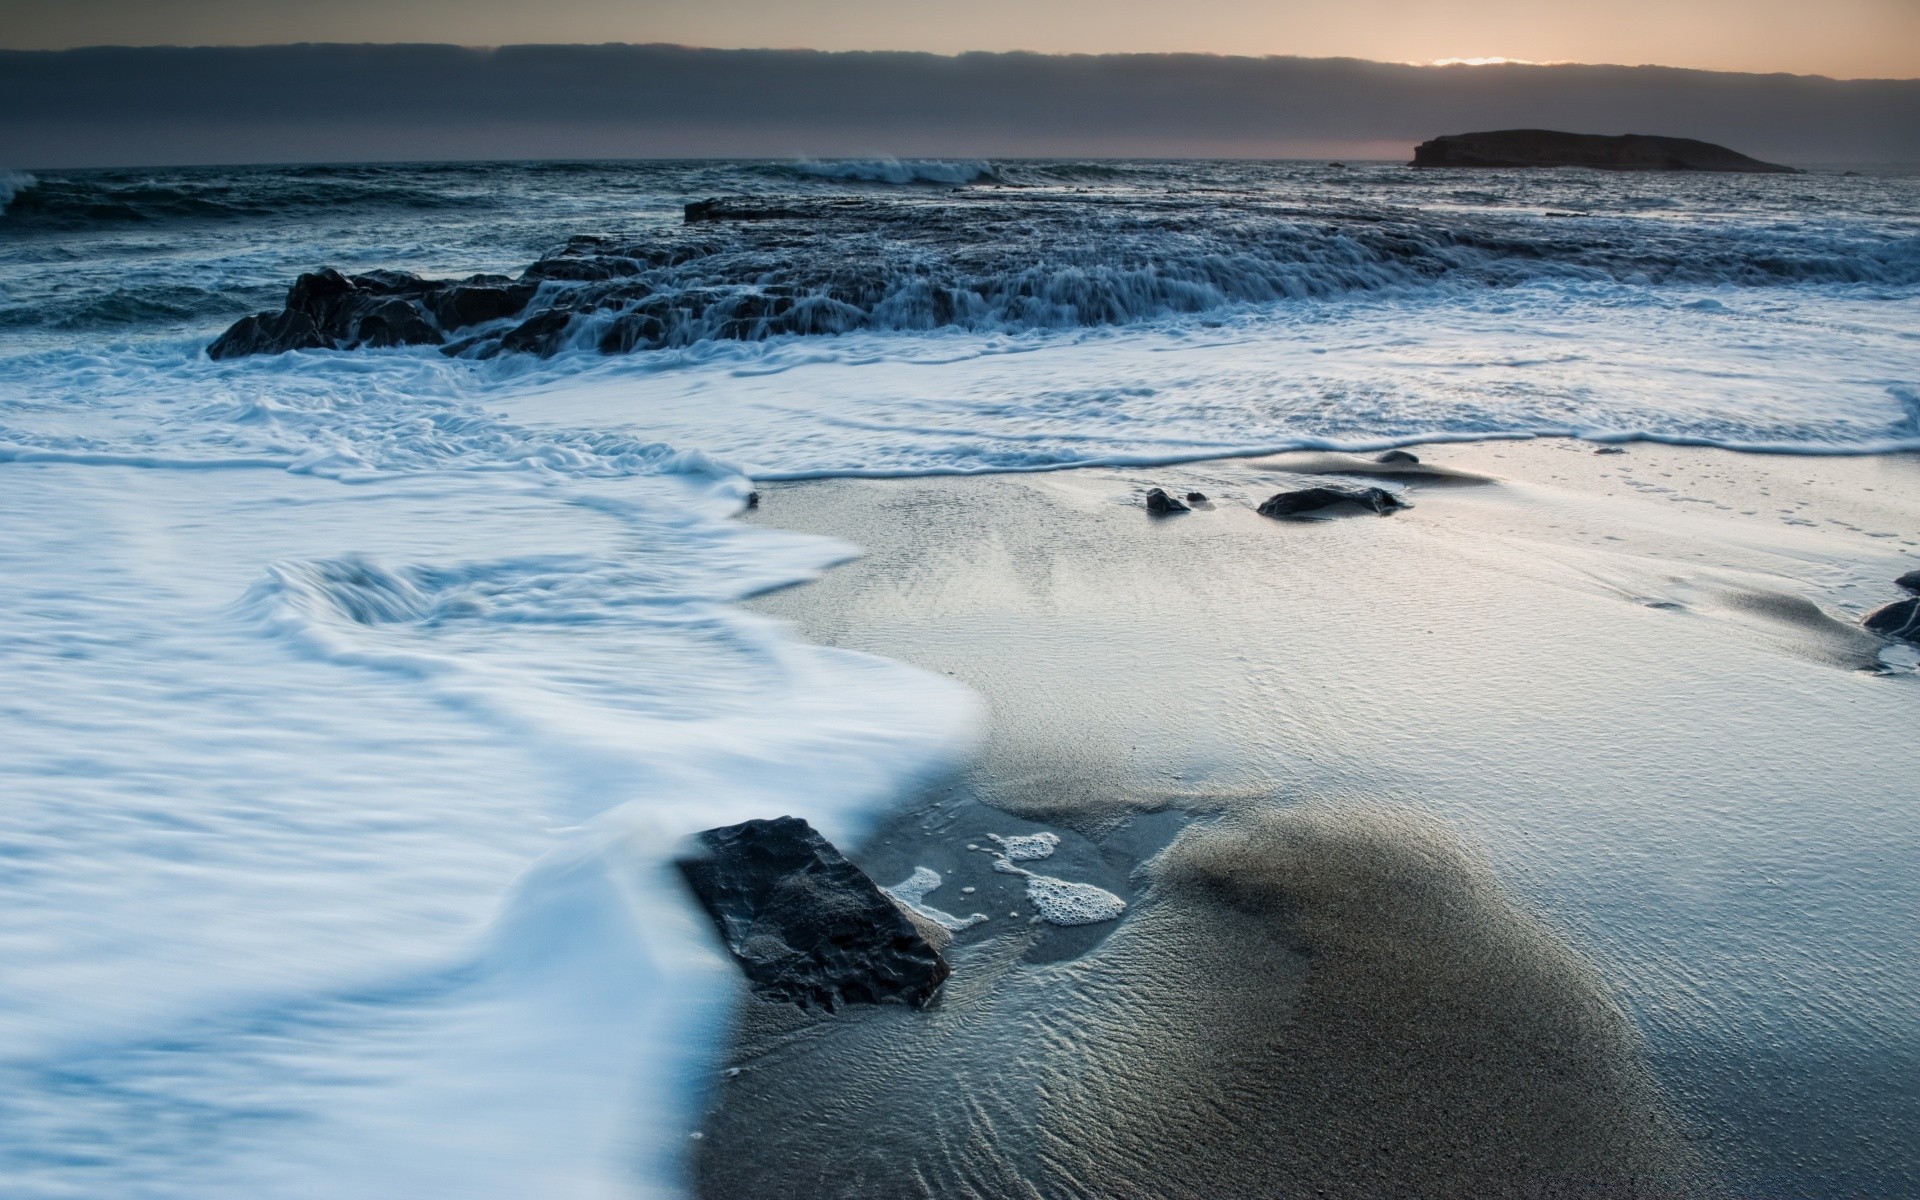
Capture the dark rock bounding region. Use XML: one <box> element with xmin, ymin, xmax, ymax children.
<box><xmin>1864</xmin><ymin>597</ymin><xmax>1920</xmax><ymax>642</ymax></box>
<box><xmin>1257</xmin><ymin>486</ymin><xmax>1407</xmax><ymax>518</ymax></box>
<box><xmin>744</xmin><ymin>490</ymin><xmax>760</xmax><ymax>510</ymax></box>
<box><xmin>1895</xmin><ymin>569</ymin><xmax>1920</xmax><ymax>596</ymax></box>
<box><xmin>427</xmin><ymin>282</ymin><xmax>538</xmax><ymax>330</ymax></box>
<box><xmin>206</xmin><ymin>309</ymin><xmax>326</xmax><ymax>359</ymax></box>
<box><xmin>286</xmin><ymin>268</ymin><xmax>358</xmax><ymax>319</ymax></box>
<box><xmin>597</xmin><ymin>308</ymin><xmax>669</xmax><ymax>354</ymax></box>
<box><xmin>1411</xmin><ymin>130</ymin><xmax>1798</xmax><ymax>174</ymax></box>
<box><xmin>1145</xmin><ymin>487</ymin><xmax>1190</xmax><ymax>514</ymax></box>
<box><xmin>1594</xmin><ymin>446</ymin><xmax>1628</xmax><ymax>455</ymax></box>
<box><xmin>1376</xmin><ymin>450</ymin><xmax>1420</xmax><ymax>464</ymax></box>
<box><xmin>677</xmin><ymin>816</ymin><xmax>949</xmax><ymax>1011</ymax></box>
<box><xmin>1185</xmin><ymin>491</ymin><xmax>1208</xmax><ymax>503</ymax></box>
<box><xmin>209</xmin><ymin>268</ymin><xmax>447</xmax><ymax>357</ymax></box>
<box><xmin>519</xmin><ymin>256</ymin><xmax>643</xmax><ymax>283</ymax></box>
<box><xmin>351</xmin><ymin>297</ymin><xmax>443</xmax><ymax>349</ymax></box>
<box><xmin>497</xmin><ymin>309</ymin><xmax>577</xmax><ymax>356</ymax></box>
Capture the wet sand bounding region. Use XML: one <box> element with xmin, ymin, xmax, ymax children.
<box><xmin>693</xmin><ymin>440</ymin><xmax>1920</xmax><ymax>1197</ymax></box>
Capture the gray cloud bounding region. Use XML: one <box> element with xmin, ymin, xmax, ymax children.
<box><xmin>2</xmin><ymin>43</ymin><xmax>1915</xmax><ymax>168</ymax></box>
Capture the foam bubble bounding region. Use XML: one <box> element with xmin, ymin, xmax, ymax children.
<box><xmin>987</xmin><ymin>831</ymin><xmax>1060</xmax><ymax>862</ymax></box>
<box><xmin>1018</xmin><ymin>874</ymin><xmax>1129</xmax><ymax>926</ymax></box>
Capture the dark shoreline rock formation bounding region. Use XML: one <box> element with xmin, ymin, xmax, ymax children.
<box><xmin>203</xmin><ymin>174</ymin><xmax>1880</xmax><ymax>363</ymax></box>
<box><xmin>1411</xmin><ymin>130</ymin><xmax>1798</xmax><ymax>174</ymax></box>
<box><xmin>1895</xmin><ymin>569</ymin><xmax>1920</xmax><ymax>596</ymax></box>
<box><xmin>677</xmin><ymin>816</ymin><xmax>949</xmax><ymax>1011</ymax></box>
<box><xmin>1258</xmin><ymin>486</ymin><xmax>1407</xmax><ymax>518</ymax></box>
<box><xmin>207</xmin><ymin>267</ymin><xmax>537</xmax><ymax>359</ymax></box>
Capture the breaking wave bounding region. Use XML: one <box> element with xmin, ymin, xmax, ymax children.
<box><xmin>0</xmin><ymin>170</ymin><xmax>33</xmax><ymax>214</ymax></box>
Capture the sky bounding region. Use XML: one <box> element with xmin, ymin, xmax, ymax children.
<box><xmin>4</xmin><ymin>44</ymin><xmax>1916</xmax><ymax>169</ymax></box>
<box><xmin>2</xmin><ymin>0</ymin><xmax>1917</xmax><ymax>80</ymax></box>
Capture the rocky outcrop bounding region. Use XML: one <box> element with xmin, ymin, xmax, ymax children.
<box><xmin>207</xmin><ymin>267</ymin><xmax>538</xmax><ymax>359</ymax></box>
<box><xmin>1896</xmin><ymin>569</ymin><xmax>1920</xmax><ymax>596</ymax></box>
<box><xmin>1145</xmin><ymin>487</ymin><xmax>1190</xmax><ymax>514</ymax></box>
<box><xmin>676</xmin><ymin>816</ymin><xmax>949</xmax><ymax>1011</ymax></box>
<box><xmin>1257</xmin><ymin>486</ymin><xmax>1407</xmax><ymax>518</ymax></box>
<box><xmin>1411</xmin><ymin>130</ymin><xmax>1797</xmax><ymax>174</ymax></box>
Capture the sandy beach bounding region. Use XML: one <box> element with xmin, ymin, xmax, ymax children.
<box><xmin>695</xmin><ymin>439</ymin><xmax>1920</xmax><ymax>1197</ymax></box>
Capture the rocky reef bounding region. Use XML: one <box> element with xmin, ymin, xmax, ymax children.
<box><xmin>1412</xmin><ymin>130</ymin><xmax>1797</xmax><ymax>173</ymax></box>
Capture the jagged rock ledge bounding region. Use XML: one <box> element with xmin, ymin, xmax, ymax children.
<box><xmin>1411</xmin><ymin>129</ymin><xmax>1798</xmax><ymax>173</ymax></box>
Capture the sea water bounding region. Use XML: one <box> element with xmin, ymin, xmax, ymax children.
<box><xmin>0</xmin><ymin>159</ymin><xmax>1915</xmax><ymax>1197</ymax></box>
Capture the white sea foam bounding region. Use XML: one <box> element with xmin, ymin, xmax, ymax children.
<box><xmin>979</xmin><ymin>832</ymin><xmax>1126</xmax><ymax>926</ymax></box>
<box><xmin>987</xmin><ymin>831</ymin><xmax>1061</xmax><ymax>861</ymax></box>
<box><xmin>883</xmin><ymin>867</ymin><xmax>990</xmax><ymax>933</ymax></box>
<box><xmin>0</xmin><ymin>438</ymin><xmax>978</xmax><ymax>1198</ymax></box>
<box><xmin>1018</xmin><ymin>875</ymin><xmax>1130</xmax><ymax>927</ymax></box>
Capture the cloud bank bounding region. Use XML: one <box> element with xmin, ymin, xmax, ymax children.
<box><xmin>2</xmin><ymin>43</ymin><xmax>1915</xmax><ymax>168</ymax></box>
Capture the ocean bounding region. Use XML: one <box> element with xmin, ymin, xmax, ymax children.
<box><xmin>1</xmin><ymin>158</ymin><xmax>1916</xmax><ymax>1197</ymax></box>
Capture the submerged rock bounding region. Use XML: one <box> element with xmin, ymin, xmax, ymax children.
<box><xmin>1257</xmin><ymin>486</ymin><xmax>1407</xmax><ymax>518</ymax></box>
<box><xmin>1375</xmin><ymin>450</ymin><xmax>1420</xmax><ymax>464</ymax></box>
<box><xmin>1411</xmin><ymin>130</ymin><xmax>1798</xmax><ymax>174</ymax></box>
<box><xmin>1145</xmin><ymin>487</ymin><xmax>1190</xmax><ymax>514</ymax></box>
<box><xmin>1896</xmin><ymin>569</ymin><xmax>1920</xmax><ymax>596</ymax></box>
<box><xmin>1594</xmin><ymin>446</ymin><xmax>1628</xmax><ymax>455</ymax></box>
<box><xmin>684</xmin><ymin>198</ymin><xmax>813</xmax><ymax>223</ymax></box>
<box><xmin>1865</xmin><ymin>597</ymin><xmax>1920</xmax><ymax>642</ymax></box>
<box><xmin>677</xmin><ymin>816</ymin><xmax>949</xmax><ymax>1011</ymax></box>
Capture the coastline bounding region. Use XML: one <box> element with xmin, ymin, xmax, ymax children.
<box><xmin>694</xmin><ymin>438</ymin><xmax>1920</xmax><ymax>1196</ymax></box>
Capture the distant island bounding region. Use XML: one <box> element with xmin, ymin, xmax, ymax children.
<box><xmin>1411</xmin><ymin>129</ymin><xmax>1798</xmax><ymax>173</ymax></box>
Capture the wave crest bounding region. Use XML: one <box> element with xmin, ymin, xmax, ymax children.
<box><xmin>0</xmin><ymin>170</ymin><xmax>34</xmax><ymax>215</ymax></box>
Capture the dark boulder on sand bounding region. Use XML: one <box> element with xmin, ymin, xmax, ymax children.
<box><xmin>1411</xmin><ymin>130</ymin><xmax>1798</xmax><ymax>174</ymax></box>
<box><xmin>1145</xmin><ymin>488</ymin><xmax>1190</xmax><ymax>514</ymax></box>
<box><xmin>1865</xmin><ymin>597</ymin><xmax>1920</xmax><ymax>642</ymax></box>
<box><xmin>1896</xmin><ymin>569</ymin><xmax>1920</xmax><ymax>596</ymax></box>
<box><xmin>1186</xmin><ymin>491</ymin><xmax>1208</xmax><ymax>503</ymax></box>
<box><xmin>677</xmin><ymin>816</ymin><xmax>949</xmax><ymax>1011</ymax></box>
<box><xmin>1258</xmin><ymin>486</ymin><xmax>1407</xmax><ymax>518</ymax></box>
<box><xmin>1376</xmin><ymin>450</ymin><xmax>1420</xmax><ymax>464</ymax></box>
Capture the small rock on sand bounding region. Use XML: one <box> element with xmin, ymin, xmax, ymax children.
<box><xmin>1864</xmin><ymin>597</ymin><xmax>1920</xmax><ymax>642</ymax></box>
<box><xmin>677</xmin><ymin>816</ymin><xmax>949</xmax><ymax>1011</ymax></box>
<box><xmin>1375</xmin><ymin>450</ymin><xmax>1420</xmax><ymax>464</ymax></box>
<box><xmin>1145</xmin><ymin>488</ymin><xmax>1190</xmax><ymax>514</ymax></box>
<box><xmin>1257</xmin><ymin>486</ymin><xmax>1407</xmax><ymax>518</ymax></box>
